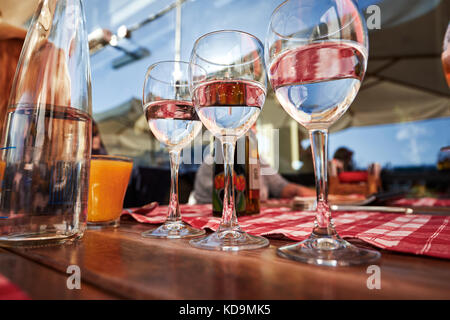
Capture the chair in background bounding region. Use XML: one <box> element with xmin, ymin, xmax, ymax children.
<box><xmin>329</xmin><ymin>160</ymin><xmax>381</xmax><ymax>196</ymax></box>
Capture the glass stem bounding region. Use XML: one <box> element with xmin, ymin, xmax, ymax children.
<box><xmin>167</xmin><ymin>149</ymin><xmax>181</xmax><ymax>223</ymax></box>
<box><xmin>309</xmin><ymin>129</ymin><xmax>336</xmax><ymax>236</ymax></box>
<box><xmin>220</xmin><ymin>137</ymin><xmax>238</xmax><ymax>230</ymax></box>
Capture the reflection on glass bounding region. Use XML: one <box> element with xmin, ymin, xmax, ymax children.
<box><xmin>141</xmin><ymin>61</ymin><xmax>204</xmax><ymax>239</ymax></box>
<box><xmin>265</xmin><ymin>0</ymin><xmax>380</xmax><ymax>266</ymax></box>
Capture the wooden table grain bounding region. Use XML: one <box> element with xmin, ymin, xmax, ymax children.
<box><xmin>0</xmin><ymin>248</ymin><xmax>116</xmax><ymax>299</ymax></box>
<box><xmin>1</xmin><ymin>219</ymin><xmax>450</xmax><ymax>300</ymax></box>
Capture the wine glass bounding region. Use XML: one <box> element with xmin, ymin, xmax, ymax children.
<box><xmin>141</xmin><ymin>61</ymin><xmax>205</xmax><ymax>238</ymax></box>
<box><xmin>265</xmin><ymin>0</ymin><xmax>380</xmax><ymax>266</ymax></box>
<box><xmin>189</xmin><ymin>30</ymin><xmax>269</xmax><ymax>251</ymax></box>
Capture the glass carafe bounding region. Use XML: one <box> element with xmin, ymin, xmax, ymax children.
<box><xmin>0</xmin><ymin>0</ymin><xmax>92</xmax><ymax>246</ymax></box>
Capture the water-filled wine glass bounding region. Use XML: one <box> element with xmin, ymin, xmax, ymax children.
<box><xmin>265</xmin><ymin>0</ymin><xmax>380</xmax><ymax>266</ymax></box>
<box><xmin>141</xmin><ymin>61</ymin><xmax>205</xmax><ymax>238</ymax></box>
<box><xmin>189</xmin><ymin>30</ymin><xmax>269</xmax><ymax>251</ymax></box>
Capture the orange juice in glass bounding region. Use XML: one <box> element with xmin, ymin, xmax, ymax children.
<box><xmin>0</xmin><ymin>160</ymin><xmax>5</xmax><ymax>191</ymax></box>
<box><xmin>88</xmin><ymin>155</ymin><xmax>133</xmax><ymax>228</ymax></box>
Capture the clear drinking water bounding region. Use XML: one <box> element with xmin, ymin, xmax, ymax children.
<box><xmin>0</xmin><ymin>104</ymin><xmax>91</xmax><ymax>245</ymax></box>
<box><xmin>0</xmin><ymin>0</ymin><xmax>92</xmax><ymax>246</ymax></box>
<box><xmin>144</xmin><ymin>100</ymin><xmax>202</xmax><ymax>149</ymax></box>
<box><xmin>269</xmin><ymin>41</ymin><xmax>366</xmax><ymax>129</ymax></box>
<box><xmin>192</xmin><ymin>79</ymin><xmax>266</xmax><ymax>138</ymax></box>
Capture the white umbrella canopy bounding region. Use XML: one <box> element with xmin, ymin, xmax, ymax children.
<box><xmin>93</xmin><ymin>98</ymin><xmax>155</xmax><ymax>156</ymax></box>
<box><xmin>333</xmin><ymin>78</ymin><xmax>450</xmax><ymax>131</ymax></box>
<box><xmin>259</xmin><ymin>75</ymin><xmax>450</xmax><ymax>134</ymax></box>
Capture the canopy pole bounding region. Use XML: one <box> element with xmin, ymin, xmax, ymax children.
<box><xmin>174</xmin><ymin>0</ymin><xmax>181</xmax><ymax>62</ymax></box>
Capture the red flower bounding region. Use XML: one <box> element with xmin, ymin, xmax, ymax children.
<box><xmin>214</xmin><ymin>173</ymin><xmax>224</xmax><ymax>189</ymax></box>
<box><xmin>235</xmin><ymin>175</ymin><xmax>246</xmax><ymax>192</ymax></box>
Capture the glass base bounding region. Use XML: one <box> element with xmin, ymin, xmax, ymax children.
<box><xmin>277</xmin><ymin>232</ymin><xmax>381</xmax><ymax>267</ymax></box>
<box><xmin>0</xmin><ymin>231</ymin><xmax>83</xmax><ymax>248</ymax></box>
<box><xmin>87</xmin><ymin>218</ymin><xmax>120</xmax><ymax>229</ymax></box>
<box><xmin>141</xmin><ymin>221</ymin><xmax>205</xmax><ymax>239</ymax></box>
<box><xmin>189</xmin><ymin>227</ymin><xmax>269</xmax><ymax>251</ymax></box>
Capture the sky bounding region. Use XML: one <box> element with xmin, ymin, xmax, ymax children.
<box><xmin>84</xmin><ymin>0</ymin><xmax>449</xmax><ymax>169</ymax></box>
<box><xmin>85</xmin><ymin>0</ymin><xmax>280</xmax><ymax>114</ymax></box>
<box><xmin>328</xmin><ymin>117</ymin><xmax>450</xmax><ymax>168</ymax></box>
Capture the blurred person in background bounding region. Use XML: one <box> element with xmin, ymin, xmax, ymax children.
<box><xmin>333</xmin><ymin>147</ymin><xmax>355</xmax><ymax>172</ymax></box>
<box><xmin>194</xmin><ymin>154</ymin><xmax>315</xmax><ymax>204</ymax></box>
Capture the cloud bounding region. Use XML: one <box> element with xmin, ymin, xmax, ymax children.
<box><xmin>396</xmin><ymin>124</ymin><xmax>429</xmax><ymax>141</ymax></box>
<box><xmin>395</xmin><ymin>123</ymin><xmax>431</xmax><ymax>165</ymax></box>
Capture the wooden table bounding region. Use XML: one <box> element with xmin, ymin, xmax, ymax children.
<box><xmin>1</xmin><ymin>219</ymin><xmax>450</xmax><ymax>300</ymax></box>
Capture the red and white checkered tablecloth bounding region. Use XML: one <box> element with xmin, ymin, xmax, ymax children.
<box><xmin>0</xmin><ymin>274</ymin><xmax>29</xmax><ymax>300</ymax></box>
<box><xmin>390</xmin><ymin>198</ymin><xmax>450</xmax><ymax>208</ymax></box>
<box><xmin>123</xmin><ymin>204</ymin><xmax>450</xmax><ymax>260</ymax></box>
